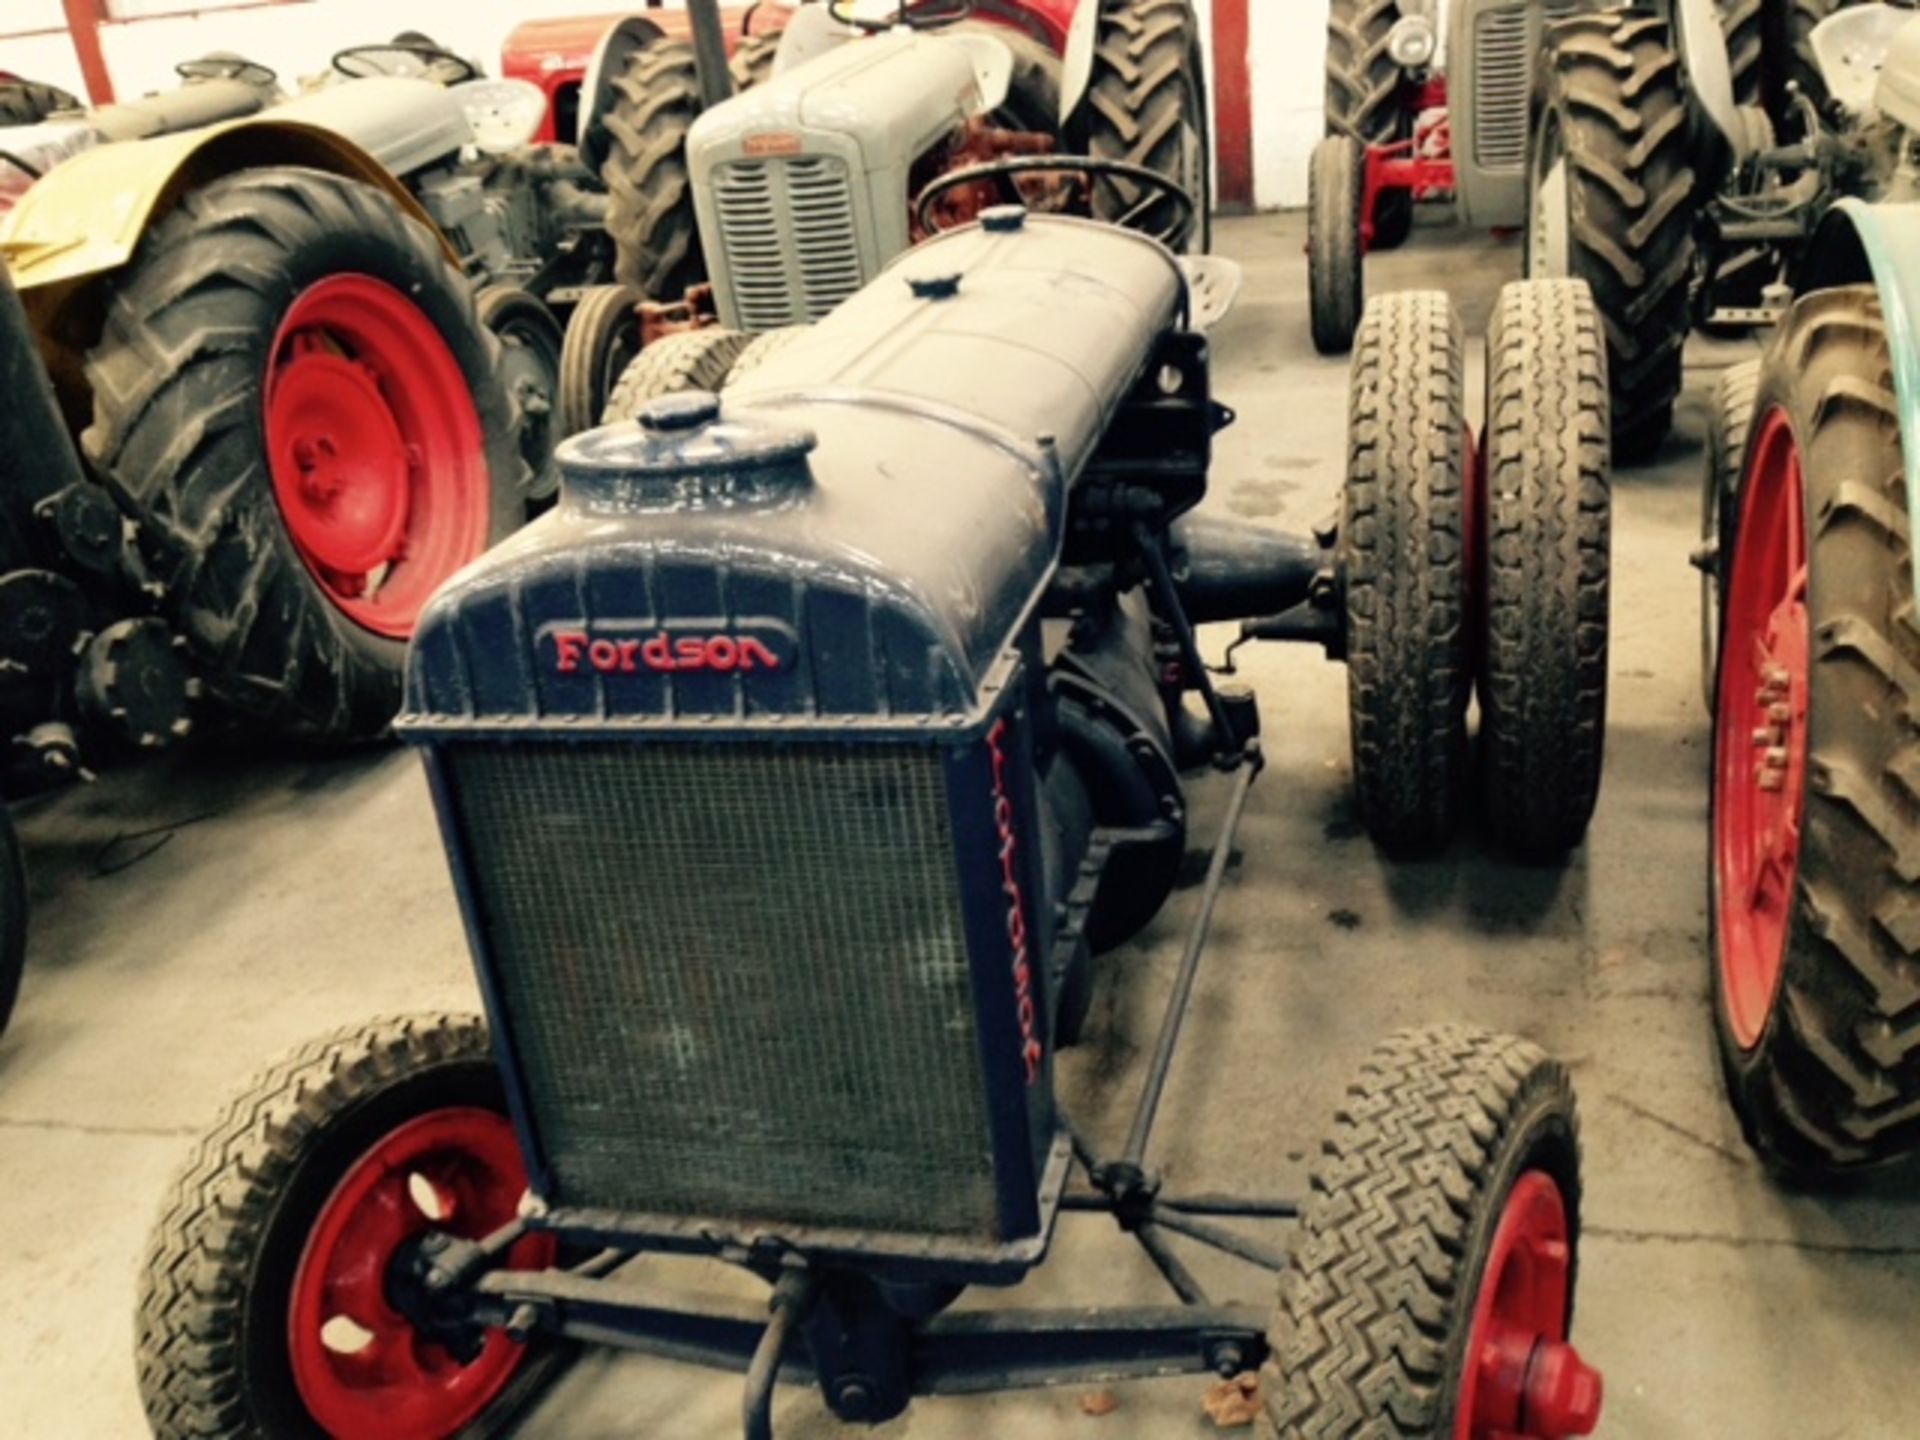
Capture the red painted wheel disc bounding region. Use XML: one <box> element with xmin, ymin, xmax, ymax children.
<box><xmin>266</xmin><ymin>275</ymin><xmax>491</xmax><ymax>640</ymax></box>
<box><xmin>1714</xmin><ymin>406</ymin><xmax>1810</xmax><ymax>1049</ymax></box>
<box><xmin>1457</xmin><ymin>1170</ymin><xmax>1599</xmax><ymax>1439</ymax></box>
<box><xmin>288</xmin><ymin>1106</ymin><xmax>554</xmax><ymax>1440</ymax></box>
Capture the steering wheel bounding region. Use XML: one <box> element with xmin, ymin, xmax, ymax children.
<box><xmin>331</xmin><ymin>41</ymin><xmax>479</xmax><ymax>85</ymax></box>
<box><xmin>825</xmin><ymin>0</ymin><xmax>972</xmax><ymax>32</ymax></box>
<box><xmin>175</xmin><ymin>54</ymin><xmax>277</xmax><ymax>89</ymax></box>
<box><xmin>912</xmin><ymin>156</ymin><xmax>1198</xmax><ymax>251</ymax></box>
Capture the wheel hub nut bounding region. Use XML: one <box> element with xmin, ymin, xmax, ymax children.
<box><xmin>1523</xmin><ymin>1339</ymin><xmax>1603</xmax><ymax>1437</ymax></box>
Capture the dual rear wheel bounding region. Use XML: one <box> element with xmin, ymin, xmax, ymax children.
<box><xmin>1341</xmin><ymin>282</ymin><xmax>1611</xmax><ymax>857</ymax></box>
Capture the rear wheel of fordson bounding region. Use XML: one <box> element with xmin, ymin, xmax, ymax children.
<box><xmin>558</xmin><ymin>284</ymin><xmax>644</xmax><ymax>441</ymax></box>
<box><xmin>1087</xmin><ymin>0</ymin><xmax>1212</xmax><ymax>253</ymax></box>
<box><xmin>1776</xmin><ymin>0</ymin><xmax>1861</xmax><ymax>126</ymax></box>
<box><xmin>1712</xmin><ymin>285</ymin><xmax>1920</xmax><ymax>1177</ymax></box>
<box><xmin>729</xmin><ymin>28</ymin><xmax>781</xmax><ymax>90</ymax></box>
<box><xmin>478</xmin><ymin>286</ymin><xmax>564</xmax><ymax>503</ymax></box>
<box><xmin>1309</xmin><ymin>134</ymin><xmax>1365</xmax><ymax>356</ymax></box>
<box><xmin>1266</xmin><ymin>1027</ymin><xmax>1601</xmax><ymax>1440</ymax></box>
<box><xmin>136</xmin><ymin>1014</ymin><xmax>563</xmax><ymax>1440</ymax></box>
<box><xmin>1703</xmin><ymin>357</ymin><xmax>1761</xmax><ymax>708</ymax></box>
<box><xmin>0</xmin><ymin>808</ymin><xmax>26</xmax><ymax>1039</ymax></box>
<box><xmin>1324</xmin><ymin>0</ymin><xmax>1413</xmax><ymax>249</ymax></box>
<box><xmin>0</xmin><ymin>78</ymin><xmax>77</xmax><ymax>124</ymax></box>
<box><xmin>602</xmin><ymin>327</ymin><xmax>752</xmax><ymax>422</ymax></box>
<box><xmin>1478</xmin><ymin>280</ymin><xmax>1611</xmax><ymax>856</ymax></box>
<box><xmin>601</xmin><ymin>38</ymin><xmax>704</xmax><ymax>300</ymax></box>
<box><xmin>83</xmin><ymin>167</ymin><xmax>523</xmax><ymax>740</ymax></box>
<box><xmin>1341</xmin><ymin>290</ymin><xmax>1472</xmax><ymax>853</ymax></box>
<box><xmin>1529</xmin><ymin>11</ymin><xmax>1696</xmax><ymax>463</ymax></box>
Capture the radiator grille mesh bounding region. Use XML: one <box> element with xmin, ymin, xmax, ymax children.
<box><xmin>714</xmin><ymin>156</ymin><xmax>865</xmax><ymax>329</ymax></box>
<box><xmin>443</xmin><ymin>740</ymin><xmax>1003</xmax><ymax>1236</ymax></box>
<box><xmin>1472</xmin><ymin>3</ymin><xmax>1580</xmax><ymax>172</ymax></box>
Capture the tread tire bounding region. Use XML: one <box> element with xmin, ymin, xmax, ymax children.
<box><xmin>0</xmin><ymin>807</ymin><xmax>26</xmax><ymax>1039</ymax></box>
<box><xmin>1478</xmin><ymin>279</ymin><xmax>1612</xmax><ymax>856</ymax></box>
<box><xmin>0</xmin><ymin>79</ymin><xmax>77</xmax><ymax>125</ymax></box>
<box><xmin>1716</xmin><ymin>0</ymin><xmax>1763</xmax><ymax>106</ymax></box>
<box><xmin>1309</xmin><ymin>135</ymin><xmax>1365</xmax><ymax>357</ymax></box>
<box><xmin>601</xmin><ymin>38</ymin><xmax>705</xmax><ymax>300</ymax></box>
<box><xmin>558</xmin><ymin>284</ymin><xmax>644</xmax><ymax>440</ymax></box>
<box><xmin>602</xmin><ymin>327</ymin><xmax>752</xmax><ymax>423</ymax></box>
<box><xmin>1713</xmin><ymin>285</ymin><xmax>1920</xmax><ymax>1176</ymax></box>
<box><xmin>1703</xmin><ymin>356</ymin><xmax>1761</xmax><ymax>708</ymax></box>
<box><xmin>1531</xmin><ymin>10</ymin><xmax>1697</xmax><ymax>463</ymax></box>
<box><xmin>1087</xmin><ymin>0</ymin><xmax>1211</xmax><ymax>253</ymax></box>
<box><xmin>1775</xmin><ymin>0</ymin><xmax>1860</xmax><ymax>124</ymax></box>
<box><xmin>82</xmin><ymin>167</ymin><xmax>523</xmax><ymax>740</ymax></box>
<box><xmin>1341</xmin><ymin>290</ymin><xmax>1471</xmax><ymax>853</ymax></box>
<box><xmin>1265</xmin><ymin>1026</ymin><xmax>1583</xmax><ymax>1436</ymax></box>
<box><xmin>1324</xmin><ymin>0</ymin><xmax>1413</xmax><ymax>249</ymax></box>
<box><xmin>729</xmin><ymin>30</ymin><xmax>781</xmax><ymax>91</ymax></box>
<box><xmin>135</xmin><ymin>1013</ymin><xmax>564</xmax><ymax>1439</ymax></box>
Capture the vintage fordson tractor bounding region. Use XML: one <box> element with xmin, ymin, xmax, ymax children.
<box><xmin>135</xmin><ymin>215</ymin><xmax>1611</xmax><ymax>1438</ymax></box>
<box><xmin>1703</xmin><ymin>10</ymin><xmax>1920</xmax><ymax>1180</ymax></box>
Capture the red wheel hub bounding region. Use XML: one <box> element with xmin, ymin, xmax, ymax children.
<box><xmin>288</xmin><ymin>1107</ymin><xmax>554</xmax><ymax>1440</ymax></box>
<box><xmin>1714</xmin><ymin>406</ymin><xmax>1810</xmax><ymax>1049</ymax></box>
<box><xmin>266</xmin><ymin>275</ymin><xmax>492</xmax><ymax>640</ymax></box>
<box><xmin>1457</xmin><ymin>1171</ymin><xmax>1601</xmax><ymax>1440</ymax></box>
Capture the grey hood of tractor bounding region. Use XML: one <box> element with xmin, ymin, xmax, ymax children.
<box><xmin>266</xmin><ymin>77</ymin><xmax>471</xmax><ymax>177</ymax></box>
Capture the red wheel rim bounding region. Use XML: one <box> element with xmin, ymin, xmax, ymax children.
<box><xmin>266</xmin><ymin>275</ymin><xmax>491</xmax><ymax>639</ymax></box>
<box><xmin>288</xmin><ymin>1107</ymin><xmax>554</xmax><ymax>1440</ymax></box>
<box><xmin>1713</xmin><ymin>406</ymin><xmax>1810</xmax><ymax>1049</ymax></box>
<box><xmin>1457</xmin><ymin>1171</ymin><xmax>1600</xmax><ymax>1439</ymax></box>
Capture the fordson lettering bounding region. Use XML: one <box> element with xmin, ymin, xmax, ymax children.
<box><xmin>552</xmin><ymin>630</ymin><xmax>782</xmax><ymax>675</ymax></box>
<box><xmin>988</xmin><ymin>717</ymin><xmax>1044</xmax><ymax>1084</ymax></box>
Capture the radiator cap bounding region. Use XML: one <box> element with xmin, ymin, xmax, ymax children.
<box><xmin>555</xmin><ymin>392</ymin><xmax>817</xmax><ymax>511</ymax></box>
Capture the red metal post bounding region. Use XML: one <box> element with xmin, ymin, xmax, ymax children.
<box><xmin>1210</xmin><ymin>0</ymin><xmax>1252</xmax><ymax>210</ymax></box>
<box><xmin>60</xmin><ymin>0</ymin><xmax>115</xmax><ymax>105</ymax></box>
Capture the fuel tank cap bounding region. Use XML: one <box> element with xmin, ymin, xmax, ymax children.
<box><xmin>556</xmin><ymin>391</ymin><xmax>818</xmax><ymax>512</ymax></box>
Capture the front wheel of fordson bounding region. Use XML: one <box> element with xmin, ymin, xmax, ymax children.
<box><xmin>1712</xmin><ymin>285</ymin><xmax>1920</xmax><ymax>1178</ymax></box>
<box><xmin>136</xmin><ymin>1014</ymin><xmax>563</xmax><ymax>1439</ymax></box>
<box><xmin>1266</xmin><ymin>1026</ymin><xmax>1601</xmax><ymax>1439</ymax></box>
<box><xmin>83</xmin><ymin>168</ymin><xmax>523</xmax><ymax>740</ymax></box>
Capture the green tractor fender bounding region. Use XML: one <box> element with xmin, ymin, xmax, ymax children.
<box><xmin>1802</xmin><ymin>197</ymin><xmax>1920</xmax><ymax>594</ymax></box>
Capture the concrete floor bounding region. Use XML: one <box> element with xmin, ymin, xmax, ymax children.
<box><xmin>3</xmin><ymin>213</ymin><xmax>1918</xmax><ymax>1439</ymax></box>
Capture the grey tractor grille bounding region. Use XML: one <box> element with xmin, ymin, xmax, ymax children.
<box><xmin>1472</xmin><ymin>2</ymin><xmax>1579</xmax><ymax>172</ymax></box>
<box><xmin>714</xmin><ymin>156</ymin><xmax>865</xmax><ymax>329</ymax></box>
<box><xmin>441</xmin><ymin>739</ymin><xmax>1004</xmax><ymax>1238</ymax></box>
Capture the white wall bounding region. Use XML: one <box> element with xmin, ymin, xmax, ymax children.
<box><xmin>1256</xmin><ymin>0</ymin><xmax>1328</xmax><ymax>210</ymax></box>
<box><xmin>1</xmin><ymin>0</ymin><xmax>1333</xmax><ymax>210</ymax></box>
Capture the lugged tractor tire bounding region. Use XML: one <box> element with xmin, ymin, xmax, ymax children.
<box><xmin>601</xmin><ymin>327</ymin><xmax>753</xmax><ymax>423</ymax></box>
<box><xmin>1340</xmin><ymin>291</ymin><xmax>1471</xmax><ymax>853</ymax></box>
<box><xmin>1702</xmin><ymin>357</ymin><xmax>1761</xmax><ymax>709</ymax></box>
<box><xmin>1530</xmin><ymin>10</ymin><xmax>1696</xmax><ymax>463</ymax></box>
<box><xmin>0</xmin><ymin>78</ymin><xmax>77</xmax><ymax>125</ymax></box>
<box><xmin>1716</xmin><ymin>0</ymin><xmax>1763</xmax><ymax>106</ymax></box>
<box><xmin>1087</xmin><ymin>0</ymin><xmax>1211</xmax><ymax>253</ymax></box>
<box><xmin>82</xmin><ymin>167</ymin><xmax>523</xmax><ymax>740</ymax></box>
<box><xmin>1324</xmin><ymin>0</ymin><xmax>1413</xmax><ymax>249</ymax></box>
<box><xmin>723</xmin><ymin>324</ymin><xmax>809</xmax><ymax>389</ymax></box>
<box><xmin>1308</xmin><ymin>135</ymin><xmax>1365</xmax><ymax>356</ymax></box>
<box><xmin>1711</xmin><ymin>285</ymin><xmax>1920</xmax><ymax>1177</ymax></box>
<box><xmin>0</xmin><ymin>807</ymin><xmax>26</xmax><ymax>1040</ymax></box>
<box><xmin>1478</xmin><ymin>280</ymin><xmax>1612</xmax><ymax>857</ymax></box>
<box><xmin>601</xmin><ymin>38</ymin><xmax>705</xmax><ymax>300</ymax></box>
<box><xmin>730</xmin><ymin>29</ymin><xmax>781</xmax><ymax>90</ymax></box>
<box><xmin>557</xmin><ymin>284</ymin><xmax>644</xmax><ymax>441</ymax></box>
<box><xmin>136</xmin><ymin>1014</ymin><xmax>565</xmax><ymax>1438</ymax></box>
<box><xmin>1265</xmin><ymin>1027</ymin><xmax>1590</xmax><ymax>1438</ymax></box>
<box><xmin>1776</xmin><ymin>0</ymin><xmax>1862</xmax><ymax>124</ymax></box>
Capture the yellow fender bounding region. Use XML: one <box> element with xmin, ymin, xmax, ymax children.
<box><xmin>0</xmin><ymin>116</ymin><xmax>457</xmax><ymax>292</ymax></box>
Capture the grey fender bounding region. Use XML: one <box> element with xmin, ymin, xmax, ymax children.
<box><xmin>1058</xmin><ymin>0</ymin><xmax>1098</xmax><ymax>131</ymax></box>
<box><xmin>1674</xmin><ymin>0</ymin><xmax>1745</xmax><ymax>160</ymax></box>
<box><xmin>1800</xmin><ymin>199</ymin><xmax>1920</xmax><ymax>595</ymax></box>
<box><xmin>578</xmin><ymin>14</ymin><xmax>669</xmax><ymax>146</ymax></box>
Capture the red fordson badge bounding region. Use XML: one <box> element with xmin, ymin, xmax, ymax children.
<box><xmin>549</xmin><ymin>625</ymin><xmax>788</xmax><ymax>675</ymax></box>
